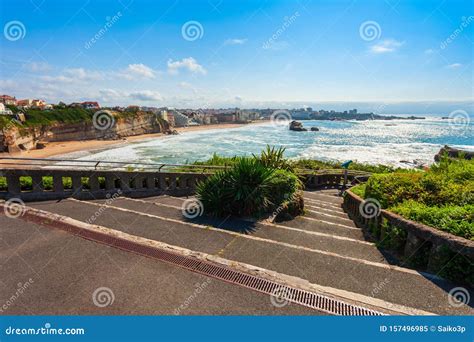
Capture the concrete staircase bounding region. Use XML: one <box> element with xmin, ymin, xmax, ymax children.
<box><xmin>21</xmin><ymin>188</ymin><xmax>472</xmax><ymax>315</ymax></box>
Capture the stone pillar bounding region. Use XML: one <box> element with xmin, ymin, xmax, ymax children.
<box><xmin>159</xmin><ymin>175</ymin><xmax>167</xmax><ymax>190</ymax></box>
<box><xmin>120</xmin><ymin>174</ymin><xmax>131</xmax><ymax>192</ymax></box>
<box><xmin>31</xmin><ymin>175</ymin><xmax>43</xmax><ymax>193</ymax></box>
<box><xmin>53</xmin><ymin>175</ymin><xmax>64</xmax><ymax>193</ymax></box>
<box><xmin>105</xmin><ymin>175</ymin><xmax>115</xmax><ymax>190</ymax></box>
<box><xmin>89</xmin><ymin>176</ymin><xmax>100</xmax><ymax>192</ymax></box>
<box><xmin>134</xmin><ymin>176</ymin><xmax>144</xmax><ymax>189</ymax></box>
<box><xmin>72</xmin><ymin>175</ymin><xmax>82</xmax><ymax>192</ymax></box>
<box><xmin>6</xmin><ymin>174</ymin><xmax>21</xmax><ymax>194</ymax></box>
<box><xmin>168</xmin><ymin>176</ymin><xmax>177</xmax><ymax>190</ymax></box>
<box><xmin>146</xmin><ymin>176</ymin><xmax>155</xmax><ymax>189</ymax></box>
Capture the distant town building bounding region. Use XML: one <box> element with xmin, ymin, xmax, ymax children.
<box><xmin>215</xmin><ymin>113</ymin><xmax>236</xmax><ymax>123</ymax></box>
<box><xmin>17</xmin><ymin>99</ymin><xmax>34</xmax><ymax>108</ymax></box>
<box><xmin>17</xmin><ymin>99</ymin><xmax>48</xmax><ymax>109</ymax></box>
<box><xmin>126</xmin><ymin>105</ymin><xmax>140</xmax><ymax>112</ymax></box>
<box><xmin>0</xmin><ymin>103</ymin><xmax>13</xmax><ymax>115</ymax></box>
<box><xmin>81</xmin><ymin>101</ymin><xmax>100</xmax><ymax>110</ymax></box>
<box><xmin>171</xmin><ymin>110</ymin><xmax>189</xmax><ymax>127</ymax></box>
<box><xmin>0</xmin><ymin>95</ymin><xmax>17</xmax><ymax>106</ymax></box>
<box><xmin>291</xmin><ymin>110</ymin><xmax>312</xmax><ymax>120</ymax></box>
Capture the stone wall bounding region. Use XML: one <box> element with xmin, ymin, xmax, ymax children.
<box><xmin>343</xmin><ymin>189</ymin><xmax>474</xmax><ymax>286</ymax></box>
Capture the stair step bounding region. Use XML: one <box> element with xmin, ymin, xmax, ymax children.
<box><xmin>81</xmin><ymin>198</ymin><xmax>384</xmax><ymax>262</ymax></box>
<box><xmin>25</xmin><ymin>198</ymin><xmax>471</xmax><ymax>315</ymax></box>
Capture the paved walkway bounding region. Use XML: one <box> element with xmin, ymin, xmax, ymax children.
<box><xmin>0</xmin><ymin>216</ymin><xmax>318</xmax><ymax>315</ymax></box>
<box><xmin>3</xmin><ymin>188</ymin><xmax>473</xmax><ymax>315</ymax></box>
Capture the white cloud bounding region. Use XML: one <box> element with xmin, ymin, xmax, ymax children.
<box><xmin>24</xmin><ymin>62</ymin><xmax>51</xmax><ymax>72</ymax></box>
<box><xmin>98</xmin><ymin>89</ymin><xmax>162</xmax><ymax>102</ymax></box>
<box><xmin>424</xmin><ymin>49</ymin><xmax>434</xmax><ymax>54</ymax></box>
<box><xmin>167</xmin><ymin>57</ymin><xmax>207</xmax><ymax>75</ymax></box>
<box><xmin>179</xmin><ymin>81</ymin><xmax>192</xmax><ymax>88</ymax></box>
<box><xmin>39</xmin><ymin>68</ymin><xmax>104</xmax><ymax>83</ymax></box>
<box><xmin>98</xmin><ymin>88</ymin><xmax>125</xmax><ymax>101</ymax></box>
<box><xmin>64</xmin><ymin>68</ymin><xmax>104</xmax><ymax>81</ymax></box>
<box><xmin>370</xmin><ymin>39</ymin><xmax>404</xmax><ymax>53</ymax></box>
<box><xmin>118</xmin><ymin>63</ymin><xmax>156</xmax><ymax>80</ymax></box>
<box><xmin>447</xmin><ymin>63</ymin><xmax>462</xmax><ymax>69</ymax></box>
<box><xmin>129</xmin><ymin>90</ymin><xmax>162</xmax><ymax>101</ymax></box>
<box><xmin>224</xmin><ymin>38</ymin><xmax>248</xmax><ymax>45</ymax></box>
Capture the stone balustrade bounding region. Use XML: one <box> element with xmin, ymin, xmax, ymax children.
<box><xmin>303</xmin><ymin>172</ymin><xmax>369</xmax><ymax>189</ymax></box>
<box><xmin>0</xmin><ymin>168</ymin><xmax>210</xmax><ymax>201</ymax></box>
<box><xmin>0</xmin><ymin>167</ymin><xmax>368</xmax><ymax>202</ymax></box>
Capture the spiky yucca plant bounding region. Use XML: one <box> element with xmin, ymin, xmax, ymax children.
<box><xmin>196</xmin><ymin>156</ymin><xmax>304</xmax><ymax>218</ymax></box>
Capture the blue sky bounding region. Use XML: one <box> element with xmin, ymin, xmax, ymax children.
<box><xmin>0</xmin><ymin>0</ymin><xmax>473</xmax><ymax>113</ymax></box>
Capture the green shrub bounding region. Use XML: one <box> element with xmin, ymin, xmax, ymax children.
<box><xmin>391</xmin><ymin>201</ymin><xmax>473</xmax><ymax>240</ymax></box>
<box><xmin>364</xmin><ymin>172</ymin><xmax>424</xmax><ymax>208</ymax></box>
<box><xmin>254</xmin><ymin>146</ymin><xmax>294</xmax><ymax>171</ymax></box>
<box><xmin>378</xmin><ymin>221</ymin><xmax>407</xmax><ymax>252</ymax></box>
<box><xmin>196</xmin><ymin>158</ymin><xmax>302</xmax><ymax>218</ymax></box>
<box><xmin>359</xmin><ymin>158</ymin><xmax>474</xmax><ymax>241</ymax></box>
<box><xmin>291</xmin><ymin>159</ymin><xmax>398</xmax><ymax>173</ymax></box>
<box><xmin>350</xmin><ymin>183</ymin><xmax>366</xmax><ymax>197</ymax></box>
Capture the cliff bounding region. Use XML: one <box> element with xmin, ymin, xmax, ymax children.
<box><xmin>0</xmin><ymin>111</ymin><xmax>171</xmax><ymax>153</ymax></box>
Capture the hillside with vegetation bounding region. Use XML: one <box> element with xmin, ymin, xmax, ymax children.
<box><xmin>351</xmin><ymin>157</ymin><xmax>473</xmax><ymax>241</ymax></box>
<box><xmin>1</xmin><ymin>105</ymin><xmax>94</xmax><ymax>129</ymax></box>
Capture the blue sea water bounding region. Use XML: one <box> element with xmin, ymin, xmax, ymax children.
<box><xmin>65</xmin><ymin>117</ymin><xmax>473</xmax><ymax>168</ymax></box>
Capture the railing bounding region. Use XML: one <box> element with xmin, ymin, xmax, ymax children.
<box><xmin>0</xmin><ymin>157</ymin><xmax>370</xmax><ymax>201</ymax></box>
<box><xmin>0</xmin><ymin>168</ymin><xmax>211</xmax><ymax>201</ymax></box>
<box><xmin>343</xmin><ymin>189</ymin><xmax>473</xmax><ymax>285</ymax></box>
<box><xmin>302</xmin><ymin>170</ymin><xmax>371</xmax><ymax>189</ymax></box>
<box><xmin>0</xmin><ymin>157</ymin><xmax>228</xmax><ymax>173</ymax></box>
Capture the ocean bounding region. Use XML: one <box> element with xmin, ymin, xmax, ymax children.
<box><xmin>63</xmin><ymin>117</ymin><xmax>473</xmax><ymax>168</ymax></box>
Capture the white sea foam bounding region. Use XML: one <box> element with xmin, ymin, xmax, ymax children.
<box><xmin>62</xmin><ymin>118</ymin><xmax>473</xmax><ymax>168</ymax></box>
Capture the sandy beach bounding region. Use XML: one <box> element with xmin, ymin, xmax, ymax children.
<box><xmin>0</xmin><ymin>122</ymin><xmax>267</xmax><ymax>162</ymax></box>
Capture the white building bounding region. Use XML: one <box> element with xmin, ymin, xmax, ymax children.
<box><xmin>0</xmin><ymin>103</ymin><xmax>13</xmax><ymax>115</ymax></box>
<box><xmin>171</xmin><ymin>110</ymin><xmax>189</xmax><ymax>127</ymax></box>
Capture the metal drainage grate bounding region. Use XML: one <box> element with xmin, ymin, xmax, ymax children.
<box><xmin>29</xmin><ymin>211</ymin><xmax>384</xmax><ymax>316</ymax></box>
